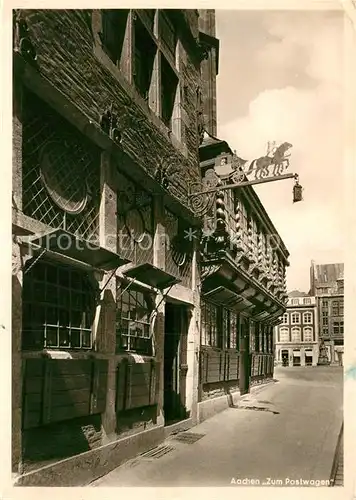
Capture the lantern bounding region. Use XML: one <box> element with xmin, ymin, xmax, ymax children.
<box><xmin>293</xmin><ymin>181</ymin><xmax>303</xmax><ymax>203</ymax></box>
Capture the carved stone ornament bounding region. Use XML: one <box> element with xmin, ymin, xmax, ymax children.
<box><xmin>13</xmin><ymin>10</ymin><xmax>37</xmax><ymax>63</ymax></box>
<box><xmin>99</xmin><ymin>105</ymin><xmax>122</xmax><ymax>145</ymax></box>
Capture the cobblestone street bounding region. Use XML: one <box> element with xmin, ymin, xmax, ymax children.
<box><xmin>92</xmin><ymin>366</ymin><xmax>343</xmax><ymax>487</ymax></box>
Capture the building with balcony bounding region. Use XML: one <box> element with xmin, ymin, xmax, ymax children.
<box><xmin>274</xmin><ymin>293</ymin><xmax>319</xmax><ymax>367</ymax></box>
<box><xmin>310</xmin><ymin>261</ymin><xmax>344</xmax><ymax>365</ymax></box>
<box><xmin>192</xmin><ymin>10</ymin><xmax>289</xmax><ymax>420</ymax></box>
<box><xmin>12</xmin><ymin>8</ymin><xmax>212</xmax><ymax>485</ymax></box>
<box><xmin>196</xmin><ymin>138</ymin><xmax>289</xmax><ymax>419</ymax></box>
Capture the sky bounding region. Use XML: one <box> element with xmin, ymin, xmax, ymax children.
<box><xmin>215</xmin><ymin>9</ymin><xmax>345</xmax><ymax>293</ymax></box>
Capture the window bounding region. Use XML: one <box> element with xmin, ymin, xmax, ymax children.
<box><xmin>332</xmin><ymin>301</ymin><xmax>339</xmax><ymax>316</ymax></box>
<box><xmin>322</xmin><ymin>300</ymin><xmax>328</xmax><ymax>308</ymax></box>
<box><xmin>159</xmin><ymin>10</ymin><xmax>177</xmax><ymax>61</ymax></box>
<box><xmin>201</xmin><ymin>301</ymin><xmax>218</xmax><ymax>347</ymax></box>
<box><xmin>223</xmin><ymin>308</ymin><xmax>239</xmax><ymax>349</ymax></box>
<box><xmin>161</xmin><ymin>55</ymin><xmax>178</xmax><ymax>128</ymax></box>
<box><xmin>339</xmin><ymin>300</ymin><xmax>344</xmax><ymax>316</ymax></box>
<box><xmin>291</xmin><ymin>299</ymin><xmax>299</xmax><ymax>306</ymax></box>
<box><xmin>279</xmin><ymin>327</ymin><xmax>289</xmax><ymax>343</ymax></box>
<box><xmin>116</xmin><ymin>286</ymin><xmax>153</xmax><ymax>354</ymax></box>
<box><xmin>291</xmin><ymin>327</ymin><xmax>301</xmax><ymax>343</ymax></box>
<box><xmin>291</xmin><ymin>312</ymin><xmax>300</xmax><ymax>324</ymax></box>
<box><xmin>303</xmin><ymin>298</ymin><xmax>312</xmax><ymax>305</ymax></box>
<box><xmin>134</xmin><ymin>16</ymin><xmax>157</xmax><ymax>100</ymax></box>
<box><xmin>22</xmin><ymin>260</ymin><xmax>95</xmax><ymax>350</ymax></box>
<box><xmin>332</xmin><ymin>321</ymin><xmax>344</xmax><ymax>336</ymax></box>
<box><xmin>333</xmin><ymin>322</ymin><xmax>340</xmax><ymax>336</ymax></box>
<box><xmin>282</xmin><ymin>313</ymin><xmax>289</xmax><ymax>324</ymax></box>
<box><xmin>303</xmin><ymin>312</ymin><xmax>312</xmax><ymax>324</ymax></box>
<box><xmin>101</xmin><ymin>10</ymin><xmax>129</xmax><ymax>65</ymax></box>
<box><xmin>322</xmin><ymin>317</ymin><xmax>328</xmax><ymax>326</ymax></box>
<box><xmin>303</xmin><ymin>327</ymin><xmax>313</xmax><ymax>342</ymax></box>
<box><xmin>322</xmin><ymin>327</ymin><xmax>329</xmax><ymax>336</ymax></box>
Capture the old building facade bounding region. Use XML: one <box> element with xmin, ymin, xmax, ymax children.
<box><xmin>12</xmin><ymin>9</ymin><xmax>212</xmax><ymax>486</ymax></box>
<box><xmin>12</xmin><ymin>8</ymin><xmax>291</xmax><ymax>486</ymax></box>
<box><xmin>194</xmin><ymin>9</ymin><xmax>289</xmax><ymax>419</ymax></box>
<box><xmin>310</xmin><ymin>261</ymin><xmax>344</xmax><ymax>365</ymax></box>
<box><xmin>197</xmin><ymin>138</ymin><xmax>289</xmax><ymax>419</ymax></box>
<box><xmin>274</xmin><ymin>293</ymin><xmax>319</xmax><ymax>367</ymax></box>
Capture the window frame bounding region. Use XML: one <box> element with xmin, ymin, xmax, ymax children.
<box><xmin>291</xmin><ymin>326</ymin><xmax>301</xmax><ymax>343</ymax></box>
<box><xmin>303</xmin><ymin>311</ymin><xmax>313</xmax><ymax>324</ymax></box>
<box><xmin>279</xmin><ymin>327</ymin><xmax>289</xmax><ymax>343</ymax></box>
<box><xmin>303</xmin><ymin>326</ymin><xmax>313</xmax><ymax>342</ymax></box>
<box><xmin>22</xmin><ymin>260</ymin><xmax>96</xmax><ymax>351</ymax></box>
<box><xmin>116</xmin><ymin>284</ymin><xmax>154</xmax><ymax>355</ymax></box>
<box><xmin>291</xmin><ymin>312</ymin><xmax>301</xmax><ymax>324</ymax></box>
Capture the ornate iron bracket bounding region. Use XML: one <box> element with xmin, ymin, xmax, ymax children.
<box><xmin>13</xmin><ymin>10</ymin><xmax>37</xmax><ymax>63</ymax></box>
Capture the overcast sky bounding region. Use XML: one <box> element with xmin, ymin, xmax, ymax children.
<box><xmin>215</xmin><ymin>9</ymin><xmax>345</xmax><ymax>293</ymax></box>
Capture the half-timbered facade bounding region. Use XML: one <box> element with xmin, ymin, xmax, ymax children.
<box><xmin>197</xmin><ymin>136</ymin><xmax>289</xmax><ymax>421</ymax></box>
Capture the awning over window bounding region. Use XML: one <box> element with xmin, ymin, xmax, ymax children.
<box><xmin>22</xmin><ymin>229</ymin><xmax>130</xmax><ymax>271</ymax></box>
<box><xmin>123</xmin><ymin>263</ymin><xmax>181</xmax><ymax>290</ymax></box>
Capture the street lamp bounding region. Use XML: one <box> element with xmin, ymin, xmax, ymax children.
<box><xmin>293</xmin><ymin>176</ymin><xmax>303</xmax><ymax>203</ymax></box>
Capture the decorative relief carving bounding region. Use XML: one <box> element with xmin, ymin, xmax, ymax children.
<box><xmin>13</xmin><ymin>10</ymin><xmax>37</xmax><ymax>63</ymax></box>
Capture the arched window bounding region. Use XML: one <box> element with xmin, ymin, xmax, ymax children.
<box><xmin>279</xmin><ymin>327</ymin><xmax>289</xmax><ymax>343</ymax></box>
<box><xmin>303</xmin><ymin>312</ymin><xmax>312</xmax><ymax>324</ymax></box>
<box><xmin>291</xmin><ymin>327</ymin><xmax>301</xmax><ymax>342</ymax></box>
<box><xmin>291</xmin><ymin>312</ymin><xmax>301</xmax><ymax>324</ymax></box>
<box><xmin>22</xmin><ymin>260</ymin><xmax>96</xmax><ymax>350</ymax></box>
<box><xmin>303</xmin><ymin>327</ymin><xmax>313</xmax><ymax>342</ymax></box>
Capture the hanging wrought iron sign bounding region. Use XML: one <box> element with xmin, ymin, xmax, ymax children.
<box><xmin>188</xmin><ymin>141</ymin><xmax>302</xmax><ymax>216</ymax></box>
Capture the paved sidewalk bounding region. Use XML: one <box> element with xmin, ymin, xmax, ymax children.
<box><xmin>92</xmin><ymin>367</ymin><xmax>343</xmax><ymax>487</ymax></box>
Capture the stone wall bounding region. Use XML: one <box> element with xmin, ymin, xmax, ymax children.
<box><xmin>18</xmin><ymin>9</ymin><xmax>202</xmax><ymax>207</ymax></box>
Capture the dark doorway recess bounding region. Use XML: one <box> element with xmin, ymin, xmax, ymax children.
<box><xmin>164</xmin><ymin>302</ymin><xmax>189</xmax><ymax>425</ymax></box>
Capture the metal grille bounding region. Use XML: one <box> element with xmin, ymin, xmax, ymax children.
<box><xmin>172</xmin><ymin>432</ymin><xmax>205</xmax><ymax>444</ymax></box>
<box><xmin>117</xmin><ymin>171</ymin><xmax>154</xmax><ymax>265</ymax></box>
<box><xmin>140</xmin><ymin>444</ymin><xmax>175</xmax><ymax>459</ymax></box>
<box><xmin>22</xmin><ymin>260</ymin><xmax>96</xmax><ymax>350</ymax></box>
<box><xmin>22</xmin><ymin>90</ymin><xmax>100</xmax><ymax>242</ymax></box>
<box><xmin>164</xmin><ymin>208</ymin><xmax>192</xmax><ymax>288</ymax></box>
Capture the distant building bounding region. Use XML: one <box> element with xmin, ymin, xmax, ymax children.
<box><xmin>274</xmin><ymin>293</ymin><xmax>318</xmax><ymax>366</ymax></box>
<box><xmin>310</xmin><ymin>261</ymin><xmax>344</xmax><ymax>365</ymax></box>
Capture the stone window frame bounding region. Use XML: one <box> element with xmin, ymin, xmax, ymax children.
<box><xmin>303</xmin><ymin>298</ymin><xmax>312</xmax><ymax>305</ymax></box>
<box><xmin>303</xmin><ymin>326</ymin><xmax>313</xmax><ymax>342</ymax></box>
<box><xmin>291</xmin><ymin>326</ymin><xmax>301</xmax><ymax>343</ymax></box>
<box><xmin>291</xmin><ymin>298</ymin><xmax>299</xmax><ymax>306</ymax></box>
<box><xmin>291</xmin><ymin>312</ymin><xmax>301</xmax><ymax>324</ymax></box>
<box><xmin>279</xmin><ymin>327</ymin><xmax>289</xmax><ymax>343</ymax></box>
<box><xmin>95</xmin><ymin>9</ymin><xmax>184</xmax><ymax>146</ymax></box>
<box><xmin>22</xmin><ymin>259</ymin><xmax>96</xmax><ymax>351</ymax></box>
<box><xmin>303</xmin><ymin>311</ymin><xmax>313</xmax><ymax>324</ymax></box>
<box><xmin>116</xmin><ymin>282</ymin><xmax>154</xmax><ymax>355</ymax></box>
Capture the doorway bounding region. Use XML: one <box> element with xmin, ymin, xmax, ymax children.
<box><xmin>164</xmin><ymin>302</ymin><xmax>188</xmax><ymax>425</ymax></box>
<box><xmin>305</xmin><ymin>350</ymin><xmax>313</xmax><ymax>366</ymax></box>
<box><xmin>239</xmin><ymin>317</ymin><xmax>251</xmax><ymax>395</ymax></box>
<box><xmin>281</xmin><ymin>349</ymin><xmax>289</xmax><ymax>367</ymax></box>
